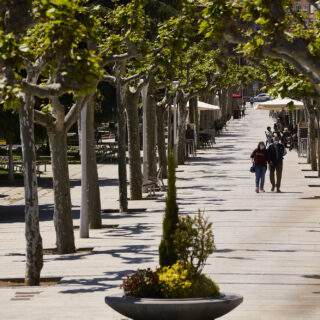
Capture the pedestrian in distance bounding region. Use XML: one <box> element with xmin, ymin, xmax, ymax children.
<box><xmin>267</xmin><ymin>134</ymin><xmax>287</xmax><ymax>193</ymax></box>
<box><xmin>265</xmin><ymin>126</ymin><xmax>273</xmax><ymax>146</ymax></box>
<box><xmin>251</xmin><ymin>141</ymin><xmax>268</xmax><ymax>193</ymax></box>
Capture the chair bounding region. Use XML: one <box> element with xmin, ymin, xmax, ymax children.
<box><xmin>142</xmin><ymin>167</ymin><xmax>166</xmax><ymax>196</ymax></box>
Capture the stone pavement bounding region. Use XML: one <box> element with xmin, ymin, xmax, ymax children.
<box><xmin>0</xmin><ymin>106</ymin><xmax>320</xmax><ymax>319</ymax></box>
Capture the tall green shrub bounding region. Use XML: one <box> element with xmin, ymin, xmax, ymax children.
<box><xmin>159</xmin><ymin>148</ymin><xmax>179</xmax><ymax>267</ymax></box>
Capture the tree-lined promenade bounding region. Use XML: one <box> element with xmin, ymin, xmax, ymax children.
<box><xmin>1</xmin><ymin>1</ymin><xmax>320</xmax><ymax>318</ymax></box>
<box><xmin>0</xmin><ymin>107</ymin><xmax>319</xmax><ymax>319</ymax></box>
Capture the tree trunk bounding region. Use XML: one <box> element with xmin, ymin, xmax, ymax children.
<box><xmin>307</xmin><ymin>112</ymin><xmax>317</xmax><ymax>171</ymax></box>
<box><xmin>316</xmin><ymin>112</ymin><xmax>320</xmax><ymax>178</ymax></box>
<box><xmin>126</xmin><ymin>91</ymin><xmax>142</xmax><ymax>200</ymax></box>
<box><xmin>317</xmin><ymin>133</ymin><xmax>320</xmax><ymax>177</ymax></box>
<box><xmin>189</xmin><ymin>97</ymin><xmax>199</xmax><ymax>148</ymax></box>
<box><xmin>79</xmin><ymin>97</ymin><xmax>102</xmax><ymax>233</ymax></box>
<box><xmin>144</xmin><ymin>93</ymin><xmax>157</xmax><ymax>179</ymax></box>
<box><xmin>48</xmin><ymin>129</ymin><xmax>75</xmax><ymax>253</ymax></box>
<box><xmin>19</xmin><ymin>95</ymin><xmax>43</xmax><ymax>286</ymax></box>
<box><xmin>177</xmin><ymin>102</ymin><xmax>188</xmax><ymax>165</ymax></box>
<box><xmin>8</xmin><ymin>142</ymin><xmax>14</xmax><ymax>183</ymax></box>
<box><xmin>156</xmin><ymin>104</ymin><xmax>167</xmax><ymax>178</ymax></box>
<box><xmin>167</xmin><ymin>106</ymin><xmax>173</xmax><ymax>149</ymax></box>
<box><xmin>116</xmin><ymin>72</ymin><xmax>128</xmax><ymax>212</ymax></box>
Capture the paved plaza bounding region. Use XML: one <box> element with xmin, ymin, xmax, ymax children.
<box><xmin>0</xmin><ymin>106</ymin><xmax>320</xmax><ymax>319</ymax></box>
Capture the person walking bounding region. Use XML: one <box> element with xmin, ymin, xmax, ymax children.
<box><xmin>265</xmin><ymin>126</ymin><xmax>273</xmax><ymax>146</ymax></box>
<box><xmin>251</xmin><ymin>141</ymin><xmax>268</xmax><ymax>193</ymax></box>
<box><xmin>267</xmin><ymin>134</ymin><xmax>287</xmax><ymax>193</ymax></box>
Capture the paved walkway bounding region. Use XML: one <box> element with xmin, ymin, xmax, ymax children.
<box><xmin>0</xmin><ymin>106</ymin><xmax>320</xmax><ymax>319</ymax></box>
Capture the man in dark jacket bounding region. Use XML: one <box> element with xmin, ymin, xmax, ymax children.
<box><xmin>267</xmin><ymin>135</ymin><xmax>287</xmax><ymax>192</ymax></box>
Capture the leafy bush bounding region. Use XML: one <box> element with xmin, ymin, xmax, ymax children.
<box><xmin>157</xmin><ymin>261</ymin><xmax>220</xmax><ymax>298</ymax></box>
<box><xmin>189</xmin><ymin>273</ymin><xmax>220</xmax><ymax>298</ymax></box>
<box><xmin>159</xmin><ymin>148</ymin><xmax>179</xmax><ymax>267</ymax></box>
<box><xmin>121</xmin><ymin>262</ymin><xmax>220</xmax><ymax>299</ymax></box>
<box><xmin>157</xmin><ymin>261</ymin><xmax>192</xmax><ymax>298</ymax></box>
<box><xmin>121</xmin><ymin>269</ymin><xmax>160</xmax><ymax>298</ymax></box>
<box><xmin>173</xmin><ymin>210</ymin><xmax>215</xmax><ymax>274</ymax></box>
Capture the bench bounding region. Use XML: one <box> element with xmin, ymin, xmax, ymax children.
<box><xmin>143</xmin><ymin>167</ymin><xmax>166</xmax><ymax>196</ymax></box>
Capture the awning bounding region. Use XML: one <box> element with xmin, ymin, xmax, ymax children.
<box><xmin>255</xmin><ymin>98</ymin><xmax>304</xmax><ymax>111</ymax></box>
<box><xmin>187</xmin><ymin>101</ymin><xmax>220</xmax><ymax>111</ymax></box>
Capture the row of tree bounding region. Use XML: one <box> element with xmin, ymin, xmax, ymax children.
<box><xmin>2</xmin><ymin>0</ymin><xmax>320</xmax><ymax>286</ymax></box>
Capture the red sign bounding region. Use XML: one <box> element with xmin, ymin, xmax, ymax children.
<box><xmin>232</xmin><ymin>93</ymin><xmax>242</xmax><ymax>98</ymax></box>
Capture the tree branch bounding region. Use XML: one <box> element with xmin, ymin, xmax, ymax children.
<box><xmin>64</xmin><ymin>96</ymin><xmax>89</xmax><ymax>131</ymax></box>
<box><xmin>21</xmin><ymin>81</ymin><xmax>69</xmax><ymax>98</ymax></box>
<box><xmin>102</xmin><ymin>75</ymin><xmax>116</xmax><ymax>84</ymax></box>
<box><xmin>34</xmin><ymin>110</ymin><xmax>55</xmax><ymax>129</ymax></box>
<box><xmin>122</xmin><ymin>71</ymin><xmax>145</xmax><ymax>84</ymax></box>
<box><xmin>102</xmin><ymin>51</ymin><xmax>137</xmax><ymax>66</ymax></box>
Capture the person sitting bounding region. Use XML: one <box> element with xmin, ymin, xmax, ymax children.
<box><xmin>281</xmin><ymin>127</ymin><xmax>291</xmax><ymax>148</ymax></box>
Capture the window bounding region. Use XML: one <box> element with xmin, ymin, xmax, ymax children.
<box><xmin>294</xmin><ymin>2</ymin><xmax>301</xmax><ymax>11</ymax></box>
<box><xmin>303</xmin><ymin>4</ymin><xmax>309</xmax><ymax>12</ymax></box>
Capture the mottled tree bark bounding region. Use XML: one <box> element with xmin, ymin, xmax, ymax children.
<box><xmin>48</xmin><ymin>128</ymin><xmax>75</xmax><ymax>253</ymax></box>
<box><xmin>19</xmin><ymin>93</ymin><xmax>43</xmax><ymax>286</ymax></box>
<box><xmin>316</xmin><ymin>111</ymin><xmax>320</xmax><ymax>178</ymax></box>
<box><xmin>189</xmin><ymin>97</ymin><xmax>199</xmax><ymax>148</ymax></box>
<box><xmin>306</xmin><ymin>107</ymin><xmax>317</xmax><ymax>171</ymax></box>
<box><xmin>126</xmin><ymin>90</ymin><xmax>142</xmax><ymax>200</ymax></box>
<box><xmin>116</xmin><ymin>65</ymin><xmax>128</xmax><ymax>212</ymax></box>
<box><xmin>79</xmin><ymin>96</ymin><xmax>102</xmax><ymax>234</ymax></box>
<box><xmin>177</xmin><ymin>101</ymin><xmax>188</xmax><ymax>165</ymax></box>
<box><xmin>144</xmin><ymin>93</ymin><xmax>157</xmax><ymax>179</ymax></box>
<box><xmin>156</xmin><ymin>104</ymin><xmax>167</xmax><ymax>178</ymax></box>
<box><xmin>8</xmin><ymin>142</ymin><xmax>14</xmax><ymax>183</ymax></box>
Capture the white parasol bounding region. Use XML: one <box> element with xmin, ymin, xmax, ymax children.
<box><xmin>255</xmin><ymin>98</ymin><xmax>304</xmax><ymax>111</ymax></box>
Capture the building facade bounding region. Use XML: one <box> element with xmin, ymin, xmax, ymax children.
<box><xmin>293</xmin><ymin>1</ymin><xmax>316</xmax><ymax>20</ymax></box>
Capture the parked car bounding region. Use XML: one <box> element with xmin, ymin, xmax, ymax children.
<box><xmin>250</xmin><ymin>93</ymin><xmax>272</xmax><ymax>103</ymax></box>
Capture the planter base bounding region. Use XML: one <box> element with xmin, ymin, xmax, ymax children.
<box><xmin>105</xmin><ymin>293</ymin><xmax>243</xmax><ymax>320</ymax></box>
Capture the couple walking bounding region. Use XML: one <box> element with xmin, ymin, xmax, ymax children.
<box><xmin>250</xmin><ymin>135</ymin><xmax>286</xmax><ymax>193</ymax></box>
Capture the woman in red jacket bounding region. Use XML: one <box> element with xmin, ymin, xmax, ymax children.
<box><xmin>251</xmin><ymin>141</ymin><xmax>268</xmax><ymax>193</ymax></box>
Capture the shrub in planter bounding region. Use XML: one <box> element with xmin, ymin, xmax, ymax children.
<box><xmin>173</xmin><ymin>211</ymin><xmax>215</xmax><ymax>274</ymax></box>
<box><xmin>121</xmin><ymin>269</ymin><xmax>161</xmax><ymax>298</ymax></box>
<box><xmin>121</xmin><ymin>261</ymin><xmax>219</xmax><ymax>299</ymax></box>
<box><xmin>159</xmin><ymin>148</ymin><xmax>179</xmax><ymax>267</ymax></box>
<box><xmin>158</xmin><ymin>261</ymin><xmax>219</xmax><ymax>298</ymax></box>
<box><xmin>121</xmin><ymin>211</ymin><xmax>219</xmax><ymax>299</ymax></box>
<box><xmin>106</xmin><ymin>150</ymin><xmax>243</xmax><ymax>319</ymax></box>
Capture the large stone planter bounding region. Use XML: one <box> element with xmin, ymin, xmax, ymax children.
<box><xmin>105</xmin><ymin>293</ymin><xmax>243</xmax><ymax>320</ymax></box>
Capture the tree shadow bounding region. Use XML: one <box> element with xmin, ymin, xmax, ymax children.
<box><xmin>302</xmin><ymin>274</ymin><xmax>320</xmax><ymax>280</ymax></box>
<box><xmin>215</xmin><ymin>255</ymin><xmax>255</xmax><ymax>261</ymax></box>
<box><xmin>102</xmin><ymin>223</ymin><xmax>154</xmax><ymax>238</ymax></box>
<box><xmin>58</xmin><ymin>272</ymin><xmax>128</xmax><ymax>294</ymax></box>
<box><xmin>0</xmin><ymin>204</ymin><xmax>54</xmax><ymax>223</ymax></box>
<box><xmin>44</xmin><ymin>244</ymin><xmax>156</xmax><ymax>265</ymax></box>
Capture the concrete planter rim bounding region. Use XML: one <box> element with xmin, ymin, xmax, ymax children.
<box><xmin>105</xmin><ymin>292</ymin><xmax>243</xmax><ymax>320</ymax></box>
<box><xmin>106</xmin><ymin>292</ymin><xmax>239</xmax><ymax>302</ymax></box>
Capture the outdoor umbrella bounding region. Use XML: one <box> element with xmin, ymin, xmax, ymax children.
<box><xmin>254</xmin><ymin>98</ymin><xmax>304</xmax><ymax>111</ymax></box>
